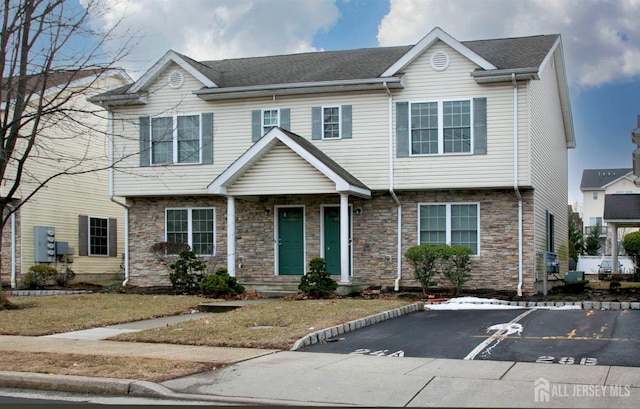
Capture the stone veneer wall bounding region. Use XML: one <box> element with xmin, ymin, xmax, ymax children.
<box><xmin>1</xmin><ymin>205</ymin><xmax>21</xmax><ymax>287</ymax></box>
<box><xmin>126</xmin><ymin>189</ymin><xmax>536</xmax><ymax>294</ymax></box>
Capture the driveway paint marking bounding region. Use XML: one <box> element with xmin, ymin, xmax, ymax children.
<box><xmin>463</xmin><ymin>308</ymin><xmax>535</xmax><ymax>360</ymax></box>
<box><xmin>470</xmin><ymin>335</ymin><xmax>640</xmax><ymax>342</ymax></box>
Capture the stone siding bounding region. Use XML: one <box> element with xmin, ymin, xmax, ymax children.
<box><xmin>126</xmin><ymin>189</ymin><xmax>536</xmax><ymax>293</ymax></box>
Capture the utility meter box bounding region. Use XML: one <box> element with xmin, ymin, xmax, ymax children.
<box><xmin>34</xmin><ymin>226</ymin><xmax>56</xmax><ymax>263</ymax></box>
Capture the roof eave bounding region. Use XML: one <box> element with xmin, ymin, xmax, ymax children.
<box><xmin>471</xmin><ymin>68</ymin><xmax>540</xmax><ymax>83</ymax></box>
<box><xmin>194</xmin><ymin>77</ymin><xmax>404</xmax><ymax>100</ymax></box>
<box><xmin>88</xmin><ymin>93</ymin><xmax>148</xmax><ymax>107</ymax></box>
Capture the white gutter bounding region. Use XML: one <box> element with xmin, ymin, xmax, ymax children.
<box><xmin>7</xmin><ymin>202</ymin><xmax>17</xmax><ymax>288</ymax></box>
<box><xmin>107</xmin><ymin>112</ymin><xmax>130</xmax><ymax>287</ymax></box>
<box><xmin>383</xmin><ymin>82</ymin><xmax>403</xmax><ymax>291</ymax></box>
<box><xmin>512</xmin><ymin>73</ymin><xmax>524</xmax><ymax>297</ymax></box>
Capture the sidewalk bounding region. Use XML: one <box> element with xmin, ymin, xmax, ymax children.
<box><xmin>0</xmin><ymin>300</ymin><xmax>639</xmax><ymax>407</ymax></box>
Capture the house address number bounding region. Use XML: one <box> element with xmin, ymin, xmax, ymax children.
<box><xmin>536</xmin><ymin>356</ymin><xmax>597</xmax><ymax>365</ymax></box>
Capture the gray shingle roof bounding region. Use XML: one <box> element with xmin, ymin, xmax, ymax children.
<box><xmin>580</xmin><ymin>169</ymin><xmax>633</xmax><ymax>190</ymax></box>
<box><xmin>463</xmin><ymin>35</ymin><xmax>559</xmax><ymax>70</ymax></box>
<box><xmin>603</xmin><ymin>194</ymin><xmax>640</xmax><ymax>221</ymax></box>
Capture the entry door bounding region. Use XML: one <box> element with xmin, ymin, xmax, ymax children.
<box><xmin>323</xmin><ymin>206</ymin><xmax>351</xmax><ymax>276</ymax></box>
<box><xmin>277</xmin><ymin>207</ymin><xmax>304</xmax><ymax>275</ymax></box>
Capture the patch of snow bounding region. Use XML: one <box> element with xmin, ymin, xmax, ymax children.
<box><xmin>424</xmin><ymin>297</ymin><xmax>582</xmax><ymax>310</ymax></box>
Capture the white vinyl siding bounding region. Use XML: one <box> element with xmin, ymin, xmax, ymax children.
<box><xmin>227</xmin><ymin>142</ymin><xmax>335</xmax><ymax>195</ymax></box>
<box><xmin>393</xmin><ymin>41</ymin><xmax>528</xmax><ymax>190</ymax></box>
<box><xmin>529</xmin><ymin>50</ymin><xmax>569</xmax><ymax>265</ymax></box>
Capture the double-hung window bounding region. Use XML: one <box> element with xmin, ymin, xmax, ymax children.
<box><xmin>78</xmin><ymin>215</ymin><xmax>117</xmax><ymax>257</ymax></box>
<box><xmin>151</xmin><ymin>114</ymin><xmax>200</xmax><ymax>164</ymax></box>
<box><xmin>419</xmin><ymin>203</ymin><xmax>479</xmax><ymax>255</ymax></box>
<box><xmin>311</xmin><ymin>105</ymin><xmax>352</xmax><ymax>140</ymax></box>
<box><xmin>166</xmin><ymin>208</ymin><xmax>216</xmax><ymax>255</ymax></box>
<box><xmin>140</xmin><ymin>112</ymin><xmax>213</xmax><ymax>166</ymax></box>
<box><xmin>262</xmin><ymin>109</ymin><xmax>279</xmax><ymax>135</ymax></box>
<box><xmin>411</xmin><ymin>100</ymin><xmax>471</xmax><ymax>155</ymax></box>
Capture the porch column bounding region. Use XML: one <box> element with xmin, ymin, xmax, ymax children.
<box><xmin>611</xmin><ymin>223</ymin><xmax>619</xmax><ymax>274</ymax></box>
<box><xmin>227</xmin><ymin>196</ymin><xmax>236</xmax><ymax>277</ymax></box>
<box><xmin>340</xmin><ymin>192</ymin><xmax>351</xmax><ymax>284</ymax></box>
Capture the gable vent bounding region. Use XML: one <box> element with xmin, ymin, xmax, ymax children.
<box><xmin>430</xmin><ymin>51</ymin><xmax>450</xmax><ymax>71</ymax></box>
<box><xmin>167</xmin><ymin>70</ymin><xmax>184</xmax><ymax>89</ymax></box>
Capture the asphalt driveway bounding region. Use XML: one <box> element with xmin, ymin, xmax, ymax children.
<box><xmin>300</xmin><ymin>308</ymin><xmax>640</xmax><ymax>368</ymax></box>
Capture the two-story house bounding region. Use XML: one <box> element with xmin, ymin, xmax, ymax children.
<box><xmin>1</xmin><ymin>69</ymin><xmax>131</xmax><ymax>288</ymax></box>
<box><xmin>90</xmin><ymin>27</ymin><xmax>575</xmax><ymax>295</ymax></box>
<box><xmin>580</xmin><ymin>168</ymin><xmax>640</xmax><ymax>255</ymax></box>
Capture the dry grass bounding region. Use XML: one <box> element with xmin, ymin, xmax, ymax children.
<box><xmin>113</xmin><ymin>299</ymin><xmax>413</xmax><ymax>349</ymax></box>
<box><xmin>0</xmin><ymin>294</ymin><xmax>413</xmax><ymax>380</ymax></box>
<box><xmin>589</xmin><ymin>281</ymin><xmax>640</xmax><ymax>290</ymax></box>
<box><xmin>0</xmin><ymin>293</ymin><xmax>206</xmax><ymax>335</ymax></box>
<box><xmin>3</xmin><ymin>351</ymin><xmax>213</xmax><ymax>382</ymax></box>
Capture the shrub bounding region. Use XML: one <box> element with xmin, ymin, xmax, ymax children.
<box><xmin>405</xmin><ymin>244</ymin><xmax>448</xmax><ymax>294</ymax></box>
<box><xmin>169</xmin><ymin>249</ymin><xmax>205</xmax><ymax>294</ymax></box>
<box><xmin>22</xmin><ymin>265</ymin><xmax>58</xmax><ymax>289</ymax></box>
<box><xmin>623</xmin><ymin>231</ymin><xmax>640</xmax><ymax>282</ymax></box>
<box><xmin>200</xmin><ymin>267</ymin><xmax>245</xmax><ymax>298</ymax></box>
<box><xmin>609</xmin><ymin>280</ymin><xmax>622</xmax><ymax>292</ymax></box>
<box><xmin>441</xmin><ymin>245</ymin><xmax>472</xmax><ymax>296</ymax></box>
<box><xmin>298</xmin><ymin>257</ymin><xmax>337</xmax><ymax>298</ymax></box>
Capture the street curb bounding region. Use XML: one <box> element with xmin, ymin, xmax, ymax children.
<box><xmin>423</xmin><ymin>300</ymin><xmax>640</xmax><ymax>310</ymax></box>
<box><xmin>290</xmin><ymin>302</ymin><xmax>423</xmax><ymax>350</ymax></box>
<box><xmin>0</xmin><ymin>371</ymin><xmax>336</xmax><ymax>406</ymax></box>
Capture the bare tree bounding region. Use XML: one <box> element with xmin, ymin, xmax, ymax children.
<box><xmin>0</xmin><ymin>0</ymin><xmax>131</xmax><ymax>308</ymax></box>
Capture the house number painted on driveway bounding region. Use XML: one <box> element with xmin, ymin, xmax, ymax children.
<box><xmin>536</xmin><ymin>356</ymin><xmax>598</xmax><ymax>365</ymax></box>
<box><xmin>350</xmin><ymin>348</ymin><xmax>405</xmax><ymax>357</ymax></box>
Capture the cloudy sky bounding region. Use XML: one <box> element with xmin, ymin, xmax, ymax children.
<box><xmin>87</xmin><ymin>0</ymin><xmax>640</xmax><ymax>205</ymax></box>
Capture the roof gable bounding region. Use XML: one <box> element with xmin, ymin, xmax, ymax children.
<box><xmin>381</xmin><ymin>27</ymin><xmax>496</xmax><ymax>77</ymax></box>
<box><xmin>128</xmin><ymin>50</ymin><xmax>218</xmax><ymax>93</ymax></box>
<box><xmin>208</xmin><ymin>127</ymin><xmax>370</xmax><ymax>198</ymax></box>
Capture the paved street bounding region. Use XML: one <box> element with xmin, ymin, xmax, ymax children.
<box><xmin>301</xmin><ymin>309</ymin><xmax>640</xmax><ymax>368</ymax></box>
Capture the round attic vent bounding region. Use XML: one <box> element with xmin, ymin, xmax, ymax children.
<box><xmin>430</xmin><ymin>51</ymin><xmax>450</xmax><ymax>71</ymax></box>
<box><xmin>167</xmin><ymin>70</ymin><xmax>184</xmax><ymax>89</ymax></box>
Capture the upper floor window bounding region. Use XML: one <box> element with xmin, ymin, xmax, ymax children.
<box><xmin>312</xmin><ymin>105</ymin><xmax>352</xmax><ymax>140</ymax></box>
<box><xmin>396</xmin><ymin>98</ymin><xmax>486</xmax><ymax>158</ymax></box>
<box><xmin>166</xmin><ymin>208</ymin><xmax>216</xmax><ymax>256</ymax></box>
<box><xmin>251</xmin><ymin>108</ymin><xmax>290</xmax><ymax>142</ymax></box>
<box><xmin>593</xmin><ymin>192</ymin><xmax>598</xmax><ymax>200</ymax></box>
<box><xmin>419</xmin><ymin>203</ymin><xmax>479</xmax><ymax>255</ymax></box>
<box><xmin>139</xmin><ymin>113</ymin><xmax>213</xmax><ymax>167</ymax></box>
<box><xmin>262</xmin><ymin>109</ymin><xmax>279</xmax><ymax>135</ymax></box>
<box><xmin>411</xmin><ymin>100</ymin><xmax>471</xmax><ymax>155</ymax></box>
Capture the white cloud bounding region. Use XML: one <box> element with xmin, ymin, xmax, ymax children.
<box><xmin>89</xmin><ymin>0</ymin><xmax>339</xmax><ymax>78</ymax></box>
<box><xmin>377</xmin><ymin>0</ymin><xmax>640</xmax><ymax>88</ymax></box>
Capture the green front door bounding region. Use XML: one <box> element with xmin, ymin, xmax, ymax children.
<box><xmin>277</xmin><ymin>207</ymin><xmax>304</xmax><ymax>275</ymax></box>
<box><xmin>323</xmin><ymin>206</ymin><xmax>351</xmax><ymax>276</ymax></box>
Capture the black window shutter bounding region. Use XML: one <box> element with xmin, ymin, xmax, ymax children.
<box><xmin>108</xmin><ymin>218</ymin><xmax>117</xmax><ymax>257</ymax></box>
<box><xmin>201</xmin><ymin>112</ymin><xmax>214</xmax><ymax>164</ymax></box>
<box><xmin>396</xmin><ymin>102</ymin><xmax>409</xmax><ymax>157</ymax></box>
<box><xmin>139</xmin><ymin>116</ymin><xmax>150</xmax><ymax>166</ymax></box>
<box><xmin>473</xmin><ymin>97</ymin><xmax>487</xmax><ymax>155</ymax></box>
<box><xmin>78</xmin><ymin>215</ymin><xmax>88</xmax><ymax>256</ymax></box>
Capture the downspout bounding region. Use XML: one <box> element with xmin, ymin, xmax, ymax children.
<box><xmin>384</xmin><ymin>81</ymin><xmax>403</xmax><ymax>291</ymax></box>
<box><xmin>512</xmin><ymin>73</ymin><xmax>524</xmax><ymax>297</ymax></box>
<box><xmin>107</xmin><ymin>111</ymin><xmax>130</xmax><ymax>287</ymax></box>
<box><xmin>7</xmin><ymin>202</ymin><xmax>16</xmax><ymax>288</ymax></box>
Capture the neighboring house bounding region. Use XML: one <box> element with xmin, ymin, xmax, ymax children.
<box><xmin>580</xmin><ymin>168</ymin><xmax>640</xmax><ymax>255</ymax></box>
<box><xmin>89</xmin><ymin>27</ymin><xmax>575</xmax><ymax>295</ymax></box>
<box><xmin>1</xmin><ymin>69</ymin><xmax>132</xmax><ymax>288</ymax></box>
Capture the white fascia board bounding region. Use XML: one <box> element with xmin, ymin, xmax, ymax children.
<box><xmin>128</xmin><ymin>50</ymin><xmax>217</xmax><ymax>94</ymax></box>
<box><xmin>550</xmin><ymin>38</ymin><xmax>576</xmax><ymax>149</ymax></box>
<box><xmin>602</xmin><ymin>172</ymin><xmax>635</xmax><ymax>189</ymax></box>
<box><xmin>381</xmin><ymin>27</ymin><xmax>496</xmax><ymax>77</ymax></box>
